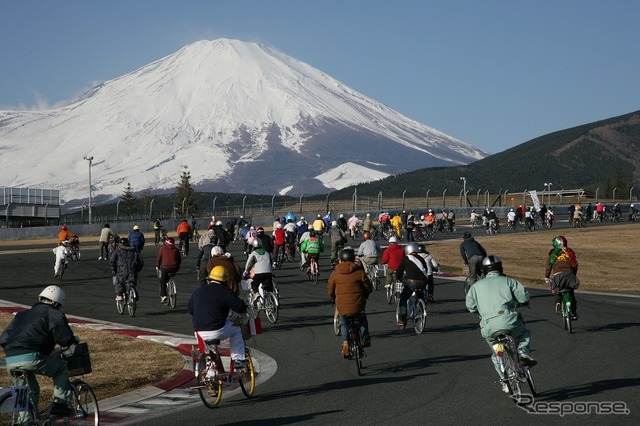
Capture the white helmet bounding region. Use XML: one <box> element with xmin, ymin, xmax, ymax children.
<box><xmin>332</xmin><ymin>220</ymin><xmax>337</xmax><ymax>226</ymax></box>
<box><xmin>39</xmin><ymin>285</ymin><xmax>66</xmax><ymax>307</ymax></box>
<box><xmin>276</xmin><ymin>223</ymin><xmax>283</xmax><ymax>229</ymax></box>
<box><xmin>300</xmin><ymin>216</ymin><xmax>305</xmax><ymax>220</ymax></box>
<box><xmin>211</xmin><ymin>246</ymin><xmax>224</xmax><ymax>257</ymax></box>
<box><xmin>339</xmin><ymin>213</ymin><xmax>344</xmax><ymax>218</ymax></box>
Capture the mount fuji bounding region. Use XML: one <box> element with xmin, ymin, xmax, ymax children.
<box><xmin>0</xmin><ymin>38</ymin><xmax>488</xmax><ymax>207</ymax></box>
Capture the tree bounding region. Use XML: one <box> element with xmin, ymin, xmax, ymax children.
<box><xmin>121</xmin><ymin>183</ymin><xmax>137</xmax><ymax>220</ymax></box>
<box><xmin>176</xmin><ymin>166</ymin><xmax>197</xmax><ymax>217</ymax></box>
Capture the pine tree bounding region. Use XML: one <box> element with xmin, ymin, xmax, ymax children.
<box><xmin>121</xmin><ymin>183</ymin><xmax>137</xmax><ymax>220</ymax></box>
<box><xmin>176</xmin><ymin>166</ymin><xmax>197</xmax><ymax>217</ymax></box>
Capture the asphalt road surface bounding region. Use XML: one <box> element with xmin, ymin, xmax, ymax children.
<box><xmin>1</xmin><ymin>223</ymin><xmax>639</xmax><ymax>425</ymax></box>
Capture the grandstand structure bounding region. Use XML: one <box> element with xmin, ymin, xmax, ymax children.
<box><xmin>0</xmin><ymin>187</ymin><xmax>60</xmax><ymax>227</ymax></box>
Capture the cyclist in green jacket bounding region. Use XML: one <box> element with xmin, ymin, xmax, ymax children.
<box><xmin>465</xmin><ymin>255</ymin><xmax>537</xmax><ymax>393</ymax></box>
<box><xmin>300</xmin><ymin>230</ymin><xmax>324</xmax><ymax>271</ymax></box>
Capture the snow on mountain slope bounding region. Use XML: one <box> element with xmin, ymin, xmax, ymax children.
<box><xmin>0</xmin><ymin>38</ymin><xmax>487</xmax><ymax>206</ymax></box>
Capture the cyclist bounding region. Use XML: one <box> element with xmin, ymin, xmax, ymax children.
<box><xmin>296</xmin><ymin>217</ymin><xmax>309</xmax><ymax>245</ymax></box>
<box><xmin>127</xmin><ymin>224</ymin><xmax>146</xmax><ymax>252</ymax></box>
<box><xmin>198</xmin><ymin>223</ymin><xmax>216</xmax><ymax>250</ymax></box>
<box><xmin>156</xmin><ymin>237</ymin><xmax>182</xmax><ymax>304</ymax></box>
<box><xmin>312</xmin><ymin>214</ymin><xmax>326</xmax><ymax>234</ymax></box>
<box><xmin>347</xmin><ymin>213</ymin><xmax>360</xmax><ymax>238</ymax></box>
<box><xmin>243</xmin><ymin>239</ymin><xmax>274</xmax><ymax>305</ymax></box>
<box><xmin>356</xmin><ymin>231</ymin><xmax>380</xmax><ymax>272</ymax></box>
<box><xmin>390</xmin><ymin>213</ymin><xmax>402</xmax><ymax>238</ymax></box>
<box><xmin>524</xmin><ymin>207</ymin><xmax>535</xmax><ymax>230</ymax></box>
<box><xmin>470</xmin><ymin>210</ymin><xmax>482</xmax><ymax>228</ymax></box>
<box><xmin>362</xmin><ymin>213</ymin><xmax>375</xmax><ymax>235</ymax></box>
<box><xmin>153</xmin><ymin>218</ymin><xmax>162</xmax><ymax>245</ymax></box>
<box><xmin>487</xmin><ymin>209</ymin><xmax>499</xmax><ymax>232</ymax></box>
<box><xmin>417</xmin><ymin>244</ymin><xmax>439</xmax><ymax>302</ymax></box>
<box><xmin>545</xmin><ymin>235</ymin><xmax>579</xmax><ymax>319</ymax></box>
<box><xmin>424</xmin><ymin>210</ymin><xmax>436</xmax><ymax>234</ymax></box>
<box><xmin>0</xmin><ymin>285</ymin><xmax>79</xmax><ymax>416</ymax></box>
<box><xmin>329</xmin><ymin>220</ymin><xmax>347</xmax><ymax>266</ymax></box>
<box><xmin>177</xmin><ymin>219</ymin><xmax>193</xmax><ymax>256</ymax></box>
<box><xmin>196</xmin><ymin>231</ymin><xmax>218</xmax><ymax>285</ymax></box>
<box><xmin>272</xmin><ymin>223</ymin><xmax>287</xmax><ymax>268</ymax></box>
<box><xmin>327</xmin><ymin>248</ymin><xmax>373</xmax><ymax>357</ymax></box>
<box><xmin>57</xmin><ymin>224</ymin><xmax>76</xmax><ymax>246</ymax></box>
<box><xmin>381</xmin><ymin>236</ymin><xmax>405</xmax><ymax>289</ymax></box>
<box><xmin>465</xmin><ymin>255</ymin><xmax>536</xmax><ymax>393</ymax></box>
<box><xmin>110</xmin><ymin>237</ymin><xmax>144</xmax><ymax>301</ymax></box>
<box><xmin>206</xmin><ymin>246</ymin><xmax>242</xmax><ymax>295</ymax></box>
<box><xmin>395</xmin><ymin>242</ymin><xmax>428</xmax><ymax>327</ymax></box>
<box><xmin>630</xmin><ymin>204</ymin><xmax>639</xmax><ymax>222</ymax></box>
<box><xmin>188</xmin><ymin>266</ymin><xmax>249</xmax><ymax>368</ymax></box>
<box><xmin>300</xmin><ymin>229</ymin><xmax>324</xmax><ymax>271</ymax></box>
<box><xmin>284</xmin><ymin>218</ymin><xmax>298</xmax><ymax>257</ymax></box>
<box><xmin>255</xmin><ymin>227</ymin><xmax>274</xmax><ymax>257</ymax></box>
<box><xmin>405</xmin><ymin>212</ymin><xmax>416</xmax><ymax>241</ymax></box>
<box><xmin>460</xmin><ymin>232</ymin><xmax>487</xmax><ymax>287</ymax></box>
<box><xmin>506</xmin><ymin>208</ymin><xmax>516</xmax><ymax>229</ymax></box>
<box><xmin>98</xmin><ymin>223</ymin><xmax>118</xmax><ymax>261</ymax></box>
<box><xmin>52</xmin><ymin>240</ymin><xmax>72</xmax><ymax>278</ymax></box>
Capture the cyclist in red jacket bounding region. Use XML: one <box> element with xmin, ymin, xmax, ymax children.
<box><xmin>272</xmin><ymin>223</ymin><xmax>286</xmax><ymax>268</ymax></box>
<box><xmin>381</xmin><ymin>236</ymin><xmax>405</xmax><ymax>289</ymax></box>
<box><xmin>156</xmin><ymin>237</ymin><xmax>182</xmax><ymax>304</ymax></box>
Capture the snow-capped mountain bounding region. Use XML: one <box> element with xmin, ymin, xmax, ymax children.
<box><xmin>0</xmin><ymin>38</ymin><xmax>488</xmax><ymax>206</ymax></box>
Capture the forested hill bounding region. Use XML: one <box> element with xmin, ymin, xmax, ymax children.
<box><xmin>330</xmin><ymin>110</ymin><xmax>640</xmax><ymax>198</ymax></box>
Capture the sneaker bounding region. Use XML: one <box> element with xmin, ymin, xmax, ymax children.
<box><xmin>50</xmin><ymin>402</ymin><xmax>74</xmax><ymax>416</ymax></box>
<box><xmin>571</xmin><ymin>314</ymin><xmax>578</xmax><ymax>321</ymax></box>
<box><xmin>502</xmin><ymin>383</ymin><xmax>510</xmax><ymax>394</ymax></box>
<box><xmin>252</xmin><ymin>293</ymin><xmax>261</xmax><ymax>304</ymax></box>
<box><xmin>520</xmin><ymin>353</ymin><xmax>537</xmax><ymax>367</ymax></box>
<box><xmin>396</xmin><ymin>319</ymin><xmax>406</xmax><ymax>327</ymax></box>
<box><xmin>384</xmin><ymin>284</ymin><xmax>391</xmax><ymax>289</ymax></box>
<box><xmin>233</xmin><ymin>359</ymin><xmax>249</xmax><ymax>369</ymax></box>
<box><xmin>115</xmin><ymin>294</ymin><xmax>124</xmax><ymax>301</ymax></box>
<box><xmin>54</xmin><ymin>273</ymin><xmax>59</xmax><ymax>278</ymax></box>
<box><xmin>98</xmin><ymin>256</ymin><xmax>103</xmax><ymax>260</ymax></box>
<box><xmin>160</xmin><ymin>296</ymin><xmax>168</xmax><ymax>304</ymax></box>
<box><xmin>341</xmin><ymin>341</ymin><xmax>350</xmax><ymax>358</ymax></box>
<box><xmin>363</xmin><ymin>338</ymin><xmax>371</xmax><ymax>348</ymax></box>
<box><xmin>427</xmin><ymin>294</ymin><xmax>434</xmax><ymax>302</ymax></box>
<box><xmin>555</xmin><ymin>303</ymin><xmax>561</xmax><ymax>315</ymax></box>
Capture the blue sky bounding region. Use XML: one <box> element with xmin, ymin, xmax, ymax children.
<box><xmin>1</xmin><ymin>0</ymin><xmax>639</xmax><ymax>154</ymax></box>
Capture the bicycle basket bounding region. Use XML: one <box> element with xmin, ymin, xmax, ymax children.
<box><xmin>62</xmin><ymin>343</ymin><xmax>92</xmax><ymax>376</ymax></box>
<box><xmin>376</xmin><ymin>264</ymin><xmax>387</xmax><ymax>277</ymax></box>
<box><xmin>393</xmin><ymin>281</ymin><xmax>404</xmax><ymax>294</ymax></box>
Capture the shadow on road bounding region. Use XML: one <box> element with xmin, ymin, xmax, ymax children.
<box><xmin>537</xmin><ymin>377</ymin><xmax>640</xmax><ymax>400</ymax></box>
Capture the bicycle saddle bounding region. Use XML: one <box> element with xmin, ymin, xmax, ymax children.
<box><xmin>491</xmin><ymin>330</ymin><xmax>512</xmax><ymax>339</ymax></box>
<box><xmin>204</xmin><ymin>339</ymin><xmax>221</xmax><ymax>346</ymax></box>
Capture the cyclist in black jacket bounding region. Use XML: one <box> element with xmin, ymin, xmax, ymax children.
<box><xmin>0</xmin><ymin>285</ymin><xmax>79</xmax><ymax>415</ymax></box>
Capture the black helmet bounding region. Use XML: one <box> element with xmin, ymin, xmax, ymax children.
<box><xmin>309</xmin><ymin>230</ymin><xmax>316</xmax><ymax>237</ymax></box>
<box><xmin>119</xmin><ymin>237</ymin><xmax>129</xmax><ymax>246</ymax></box>
<box><xmin>339</xmin><ymin>248</ymin><xmax>356</xmax><ymax>262</ymax></box>
<box><xmin>481</xmin><ymin>255</ymin><xmax>503</xmax><ymax>275</ymax></box>
<box><xmin>463</xmin><ymin>232</ymin><xmax>471</xmax><ymax>239</ymax></box>
<box><xmin>417</xmin><ymin>244</ymin><xmax>427</xmax><ymax>254</ymax></box>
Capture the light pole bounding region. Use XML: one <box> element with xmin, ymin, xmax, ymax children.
<box><xmin>83</xmin><ymin>156</ymin><xmax>94</xmax><ymax>224</ymax></box>
<box><xmin>460</xmin><ymin>177</ymin><xmax>466</xmax><ymax>207</ymax></box>
<box><xmin>544</xmin><ymin>182</ymin><xmax>553</xmax><ymax>206</ymax></box>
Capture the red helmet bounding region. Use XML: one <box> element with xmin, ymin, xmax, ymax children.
<box><xmin>166</xmin><ymin>237</ymin><xmax>175</xmax><ymax>245</ymax></box>
<box><xmin>61</xmin><ymin>225</ymin><xmax>67</xmax><ymax>230</ymax></box>
<box><xmin>257</xmin><ymin>227</ymin><xmax>264</xmax><ymax>233</ymax></box>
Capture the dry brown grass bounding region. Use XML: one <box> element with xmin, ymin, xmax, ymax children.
<box><xmin>0</xmin><ymin>318</ymin><xmax>186</xmax><ymax>409</ymax></box>
<box><xmin>426</xmin><ymin>223</ymin><xmax>640</xmax><ymax>293</ymax></box>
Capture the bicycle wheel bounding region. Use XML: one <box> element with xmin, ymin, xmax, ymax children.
<box><xmin>414</xmin><ymin>299</ymin><xmax>427</xmax><ymax>335</ymax></box>
<box><xmin>127</xmin><ymin>288</ymin><xmax>137</xmax><ymax>317</ymax></box>
<box><xmin>333</xmin><ymin>307</ymin><xmax>341</xmax><ymax>336</ymax></box>
<box><xmin>115</xmin><ymin>295</ymin><xmax>125</xmax><ymax>315</ymax></box>
<box><xmin>371</xmin><ymin>267</ymin><xmax>379</xmax><ymax>291</ymax></box>
<box><xmin>197</xmin><ymin>353</ymin><xmax>223</xmax><ymax>408</ymax></box>
<box><xmin>0</xmin><ymin>391</ymin><xmax>39</xmax><ymax>424</ymax></box>
<box><xmin>386</xmin><ymin>282</ymin><xmax>393</xmax><ymax>304</ymax></box>
<box><xmin>72</xmin><ymin>379</ymin><xmax>100</xmax><ymax>426</ymax></box>
<box><xmin>238</xmin><ymin>352</ymin><xmax>256</xmax><ymax>398</ymax></box>
<box><xmin>57</xmin><ymin>267</ymin><xmax>64</xmax><ymax>282</ymax></box>
<box><xmin>503</xmin><ymin>349</ymin><xmax>522</xmax><ymax>403</ymax></box>
<box><xmin>264</xmin><ymin>292</ymin><xmax>279</xmax><ymax>324</ymax></box>
<box><xmin>167</xmin><ymin>279</ymin><xmax>177</xmax><ymax>308</ymax></box>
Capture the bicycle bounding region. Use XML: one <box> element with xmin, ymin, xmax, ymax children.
<box><xmin>247</xmin><ymin>283</ymin><xmax>279</xmax><ymax>324</ymax></box>
<box><xmin>274</xmin><ymin>246</ymin><xmax>285</xmax><ymax>269</ymax></box>
<box><xmin>343</xmin><ymin>314</ymin><xmax>366</xmax><ymax>376</ymax></box>
<box><xmin>362</xmin><ymin>261</ymin><xmax>380</xmax><ymax>291</ymax></box>
<box><xmin>158</xmin><ymin>268</ymin><xmax>178</xmax><ymax>309</ymax></box>
<box><xmin>558</xmin><ymin>291</ymin><xmax>574</xmax><ymax>334</ymax></box>
<box><xmin>115</xmin><ymin>279</ymin><xmax>138</xmax><ymax>317</ymax></box>
<box><xmin>179</xmin><ymin>238</ymin><xmax>188</xmax><ymax>258</ymax></box>
<box><xmin>491</xmin><ymin>330</ymin><xmax>537</xmax><ymax>404</ymax></box>
<box><xmin>307</xmin><ymin>255</ymin><xmax>320</xmax><ymax>284</ymax></box>
<box><xmin>385</xmin><ymin>271</ymin><xmax>399</xmax><ymax>305</ymax></box>
<box><xmin>190</xmin><ymin>338</ymin><xmax>255</xmax><ymax>408</ymax></box>
<box><xmin>0</xmin><ymin>344</ymin><xmax>99</xmax><ymax>425</ymax></box>
<box><xmin>395</xmin><ymin>283</ymin><xmax>427</xmax><ymax>335</ymax></box>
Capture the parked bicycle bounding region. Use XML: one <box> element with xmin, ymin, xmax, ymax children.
<box><xmin>0</xmin><ymin>343</ymin><xmax>99</xmax><ymax>425</ymax></box>
<box><xmin>395</xmin><ymin>282</ymin><xmax>427</xmax><ymax>334</ymax></box>
<box><xmin>491</xmin><ymin>330</ymin><xmax>537</xmax><ymax>404</ymax></box>
<box><xmin>190</xmin><ymin>338</ymin><xmax>255</xmax><ymax>408</ymax></box>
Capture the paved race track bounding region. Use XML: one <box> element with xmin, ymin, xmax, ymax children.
<box><xmin>1</xmin><ymin>224</ymin><xmax>639</xmax><ymax>425</ymax></box>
